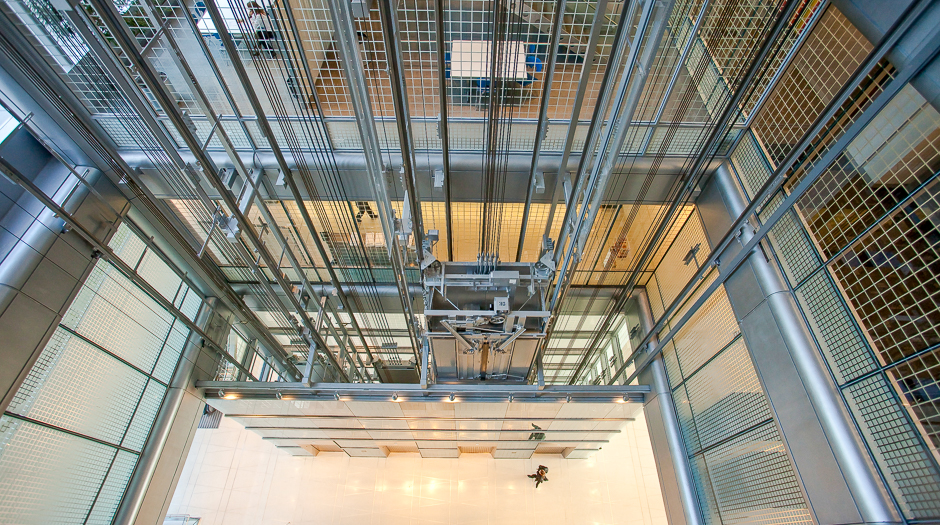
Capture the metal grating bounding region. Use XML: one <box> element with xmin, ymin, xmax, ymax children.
<box><xmin>796</xmin><ymin>271</ymin><xmax>877</xmax><ymax>384</ymax></box>
<box><xmin>62</xmin><ymin>264</ymin><xmax>175</xmax><ymax>373</ymax></box>
<box><xmin>844</xmin><ymin>374</ymin><xmax>940</xmax><ymax>518</ymax></box>
<box><xmin>83</xmin><ymin>450</ymin><xmax>138</xmax><ymax>525</ymax></box>
<box><xmin>122</xmin><ymin>380</ymin><xmax>167</xmax><ymax>452</ymax></box>
<box><xmin>0</xmin><ymin>416</ymin><xmax>124</xmax><ymax>525</ymax></box>
<box><xmin>649</xmin><ymin>211</ymin><xmax>711</xmax><ymax>312</ymax></box>
<box><xmin>751</xmin><ymin>5</ymin><xmax>872</xmax><ymax>166</ymax></box>
<box><xmin>682</xmin><ymin>338</ymin><xmax>772</xmax><ymax>453</ymax></box>
<box><xmin>670</xmin><ymin>286</ymin><xmax>739</xmax><ymax>382</ymax></box>
<box><xmin>766</xmin><ymin>201</ymin><xmax>822</xmax><ymax>286</ymax></box>
<box><xmin>672</xmin><ymin>382</ymin><xmax>700</xmax><ymax>454</ymax></box>
<box><xmin>7</xmin><ymin>328</ymin><xmax>152</xmax><ymax>448</ymax></box>
<box><xmin>797</xmin><ymin>84</ymin><xmax>940</xmax><ymax>260</ymax></box>
<box><xmin>698</xmin><ymin>422</ymin><xmax>813</xmax><ymax>525</ymax></box>
<box><xmin>889</xmin><ymin>348</ymin><xmax>940</xmax><ymax>452</ymax></box>
<box><xmin>830</xmin><ymin>178</ymin><xmax>940</xmax><ymax>364</ymax></box>
<box><xmin>731</xmin><ymin>130</ymin><xmax>772</xmax><ymax>202</ymax></box>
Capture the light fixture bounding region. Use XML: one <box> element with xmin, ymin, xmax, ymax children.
<box><xmin>508</xmin><ymin>394</ymin><xmax>514</xmax><ymax>403</ymax></box>
<box><xmin>276</xmin><ymin>391</ymin><xmax>283</xmax><ymax>400</ymax></box>
<box><xmin>615</xmin><ymin>395</ymin><xmax>629</xmax><ymax>403</ymax></box>
<box><xmin>392</xmin><ymin>393</ymin><xmax>400</xmax><ymax>402</ymax></box>
<box><xmin>566</xmin><ymin>395</ymin><xmax>571</xmax><ymax>403</ymax></box>
<box><xmin>448</xmin><ymin>393</ymin><xmax>456</xmax><ymax>402</ymax></box>
<box><xmin>334</xmin><ymin>392</ymin><xmax>341</xmax><ymax>401</ymax></box>
<box><xmin>218</xmin><ymin>389</ymin><xmax>225</xmax><ymax>398</ymax></box>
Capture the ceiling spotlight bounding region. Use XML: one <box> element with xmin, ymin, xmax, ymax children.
<box><xmin>615</xmin><ymin>395</ymin><xmax>628</xmax><ymax>403</ymax></box>
<box><xmin>334</xmin><ymin>392</ymin><xmax>341</xmax><ymax>401</ymax></box>
<box><xmin>218</xmin><ymin>389</ymin><xmax>225</xmax><ymax>398</ymax></box>
<box><xmin>392</xmin><ymin>393</ymin><xmax>400</xmax><ymax>402</ymax></box>
<box><xmin>448</xmin><ymin>393</ymin><xmax>456</xmax><ymax>402</ymax></box>
<box><xmin>566</xmin><ymin>395</ymin><xmax>571</xmax><ymax>403</ymax></box>
<box><xmin>276</xmin><ymin>391</ymin><xmax>283</xmax><ymax>400</ymax></box>
<box><xmin>508</xmin><ymin>394</ymin><xmax>514</xmax><ymax>403</ymax></box>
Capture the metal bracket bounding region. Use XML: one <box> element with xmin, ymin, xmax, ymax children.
<box><xmin>534</xmin><ymin>171</ymin><xmax>545</xmax><ymax>194</ymax></box>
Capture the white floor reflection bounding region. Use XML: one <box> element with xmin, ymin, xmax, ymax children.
<box><xmin>169</xmin><ymin>413</ymin><xmax>667</xmax><ymax>525</ymax></box>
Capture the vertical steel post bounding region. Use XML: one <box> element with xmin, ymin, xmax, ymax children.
<box><xmin>326</xmin><ymin>0</ymin><xmax>423</xmax><ymax>359</ymax></box>
<box><xmin>635</xmin><ymin>288</ymin><xmax>703</xmax><ymax>525</ymax></box>
<box><xmin>712</xmin><ymin>164</ymin><xmax>899</xmax><ymax>524</ymax></box>
<box><xmin>515</xmin><ymin>0</ymin><xmax>566</xmax><ymax>261</ymax></box>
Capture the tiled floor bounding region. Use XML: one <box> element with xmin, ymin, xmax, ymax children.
<box><xmin>168</xmin><ymin>412</ymin><xmax>667</xmax><ymax>525</ymax></box>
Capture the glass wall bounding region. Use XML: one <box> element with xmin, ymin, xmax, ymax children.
<box><xmin>0</xmin><ymin>223</ymin><xmax>200</xmax><ymax>525</ymax></box>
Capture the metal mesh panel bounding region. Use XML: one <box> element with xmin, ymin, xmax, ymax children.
<box><xmin>63</xmin><ymin>264</ymin><xmax>174</xmax><ymax>373</ymax></box>
<box><xmin>84</xmin><ymin>450</ymin><xmax>138</xmax><ymax>525</ymax></box>
<box><xmin>798</xmin><ymin>84</ymin><xmax>940</xmax><ymax>260</ymax></box>
<box><xmin>136</xmin><ymin>250</ymin><xmax>183</xmax><ymax>304</ymax></box>
<box><xmin>122</xmin><ymin>380</ymin><xmax>167</xmax><ymax>452</ymax></box>
<box><xmin>796</xmin><ymin>271</ymin><xmax>876</xmax><ymax>384</ymax></box>
<box><xmin>663</xmin><ymin>339</ymin><xmax>683</xmax><ymax>387</ymax></box>
<box><xmin>699</xmin><ymin>422</ymin><xmax>813</xmax><ymax>525</ymax></box>
<box><xmin>151</xmin><ymin>323</ymin><xmax>189</xmax><ymax>382</ymax></box>
<box><xmin>844</xmin><ymin>374</ymin><xmax>940</xmax><ymax>518</ymax></box>
<box><xmin>829</xmin><ymin>180</ymin><xmax>940</xmax><ymax>364</ymax></box>
<box><xmin>765</xmin><ymin>203</ymin><xmax>822</xmax><ymax>286</ymax></box>
<box><xmin>888</xmin><ymin>349</ymin><xmax>940</xmax><ymax>452</ymax></box>
<box><xmin>108</xmin><ymin>222</ymin><xmax>147</xmax><ymax>267</ymax></box>
<box><xmin>7</xmin><ymin>329</ymin><xmax>150</xmax><ymax>447</ymax></box>
<box><xmin>671</xmin><ymin>286</ymin><xmax>739</xmax><ymax>381</ymax></box>
<box><xmin>751</xmin><ymin>5</ymin><xmax>872</xmax><ymax>165</ymax></box>
<box><xmin>731</xmin><ymin>130</ymin><xmax>772</xmax><ymax>200</ymax></box>
<box><xmin>690</xmin><ymin>453</ymin><xmax>722</xmax><ymax>525</ymax></box>
<box><xmin>0</xmin><ymin>416</ymin><xmax>116</xmax><ymax>525</ymax></box>
<box><xmin>672</xmin><ymin>382</ymin><xmax>700</xmax><ymax>454</ymax></box>
<box><xmin>646</xmin><ymin>272</ymin><xmax>666</xmax><ymax>320</ymax></box>
<box><xmin>739</xmin><ymin>0</ymin><xmax>824</xmax><ymax>118</ymax></box>
<box><xmin>683</xmin><ymin>338</ymin><xmax>772</xmax><ymax>452</ymax></box>
<box><xmin>650</xmin><ymin>212</ymin><xmax>711</xmax><ymax>312</ymax></box>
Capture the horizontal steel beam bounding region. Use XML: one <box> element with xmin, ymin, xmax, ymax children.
<box><xmin>122</xmin><ymin>151</ymin><xmax>724</xmax><ymax>177</ymax></box>
<box><xmin>197</xmin><ymin>381</ymin><xmax>650</xmax><ymax>400</ymax></box>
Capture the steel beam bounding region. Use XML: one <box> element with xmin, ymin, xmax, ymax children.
<box><xmin>552</xmin><ymin>0</ymin><xmax>640</xmax><ymax>269</ymax></box>
<box><xmin>199</xmin><ymin>0</ymin><xmax>375</xmax><ymax>376</ymax></box>
<box><xmin>433</xmin><ymin>0</ymin><xmax>454</xmax><ymax>260</ymax></box>
<box><xmin>516</xmin><ymin>0</ymin><xmax>567</xmax><ymax>261</ymax></box>
<box><xmin>547</xmin><ymin>0</ymin><xmax>675</xmax><ymax>385</ymax></box>
<box><xmin>377</xmin><ymin>0</ymin><xmax>425</xmax><ymax>259</ymax></box>
<box><xmin>542</xmin><ymin>0</ymin><xmax>610</xmax><ymax>243</ymax></box>
<box><xmin>144</xmin><ymin>0</ymin><xmax>362</xmax><ymax>381</ymax></box>
<box><xmin>326</xmin><ymin>0</ymin><xmax>423</xmax><ymax>359</ymax></box>
<box><xmin>639</xmin><ymin>0</ymin><xmax>710</xmax><ymax>154</ymax></box>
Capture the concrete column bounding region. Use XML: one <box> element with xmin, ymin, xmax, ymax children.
<box><xmin>698</xmin><ymin>164</ymin><xmax>900</xmax><ymax>524</ymax></box>
<box><xmin>635</xmin><ymin>289</ymin><xmax>704</xmax><ymax>525</ymax></box>
<box><xmin>114</xmin><ymin>297</ymin><xmax>229</xmax><ymax>525</ymax></box>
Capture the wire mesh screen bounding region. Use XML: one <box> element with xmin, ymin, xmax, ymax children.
<box><xmin>726</xmin><ymin>47</ymin><xmax>940</xmax><ymax>516</ymax></box>
<box><xmin>0</xmin><ymin>222</ymin><xmax>202</xmax><ymax>525</ymax></box>
<box><xmin>750</xmin><ymin>5</ymin><xmax>872</xmax><ymax>166</ymax></box>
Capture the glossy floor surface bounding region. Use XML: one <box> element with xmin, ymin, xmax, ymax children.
<box><xmin>168</xmin><ymin>412</ymin><xmax>667</xmax><ymax>525</ymax></box>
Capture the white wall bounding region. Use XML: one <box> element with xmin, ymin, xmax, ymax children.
<box><xmin>168</xmin><ymin>413</ymin><xmax>667</xmax><ymax>525</ymax></box>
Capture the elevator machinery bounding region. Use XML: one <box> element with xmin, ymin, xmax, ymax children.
<box><xmin>422</xmin><ymin>253</ymin><xmax>555</xmax><ymax>383</ymax></box>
